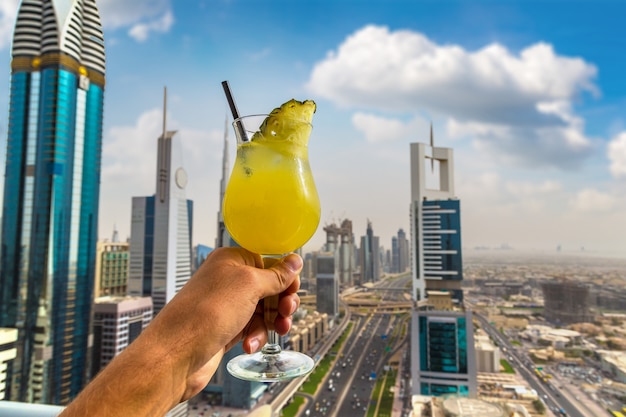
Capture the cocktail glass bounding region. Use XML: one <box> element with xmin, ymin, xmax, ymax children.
<box><xmin>223</xmin><ymin>114</ymin><xmax>320</xmax><ymax>381</ymax></box>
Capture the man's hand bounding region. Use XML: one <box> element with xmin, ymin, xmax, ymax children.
<box><xmin>59</xmin><ymin>247</ymin><xmax>302</xmax><ymax>417</ymax></box>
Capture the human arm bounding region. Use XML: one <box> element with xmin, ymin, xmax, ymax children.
<box><xmin>58</xmin><ymin>247</ymin><xmax>302</xmax><ymax>416</ymax></box>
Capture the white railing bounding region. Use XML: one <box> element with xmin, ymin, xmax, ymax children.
<box><xmin>0</xmin><ymin>401</ymin><xmax>64</xmax><ymax>416</ymax></box>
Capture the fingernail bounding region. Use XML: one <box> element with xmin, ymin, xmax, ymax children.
<box><xmin>249</xmin><ymin>338</ymin><xmax>260</xmax><ymax>353</ymax></box>
<box><xmin>291</xmin><ymin>300</ymin><xmax>297</xmax><ymax>315</ymax></box>
<box><xmin>284</xmin><ymin>254</ymin><xmax>303</xmax><ymax>271</ymax></box>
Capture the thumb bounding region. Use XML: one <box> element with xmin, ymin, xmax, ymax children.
<box><xmin>259</xmin><ymin>254</ymin><xmax>303</xmax><ymax>297</ymax></box>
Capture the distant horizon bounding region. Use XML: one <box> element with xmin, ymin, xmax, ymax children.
<box><xmin>463</xmin><ymin>245</ymin><xmax>626</xmax><ymax>262</ymax></box>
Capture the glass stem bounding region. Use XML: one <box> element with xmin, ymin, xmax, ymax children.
<box><xmin>263</xmin><ymin>331</ymin><xmax>282</xmax><ymax>355</ymax></box>
<box><xmin>262</xmin><ymin>254</ymin><xmax>285</xmax><ymax>355</ymax></box>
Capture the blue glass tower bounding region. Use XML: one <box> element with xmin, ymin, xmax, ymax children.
<box><xmin>412</xmin><ymin>310</ymin><xmax>475</xmax><ymax>396</ymax></box>
<box><xmin>0</xmin><ymin>0</ymin><xmax>106</xmax><ymax>405</ymax></box>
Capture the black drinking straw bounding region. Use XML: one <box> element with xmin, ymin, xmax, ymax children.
<box><xmin>221</xmin><ymin>80</ymin><xmax>248</xmax><ymax>141</ymax></box>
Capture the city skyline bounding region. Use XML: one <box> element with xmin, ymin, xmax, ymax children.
<box><xmin>0</xmin><ymin>0</ymin><xmax>625</xmax><ymax>257</ymax></box>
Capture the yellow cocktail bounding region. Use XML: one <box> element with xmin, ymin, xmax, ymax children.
<box><xmin>223</xmin><ymin>129</ymin><xmax>320</xmax><ymax>255</ymax></box>
<box><xmin>223</xmin><ymin>99</ymin><xmax>320</xmax><ymax>382</ymax></box>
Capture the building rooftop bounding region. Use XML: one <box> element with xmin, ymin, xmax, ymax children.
<box><xmin>441</xmin><ymin>397</ymin><xmax>505</xmax><ymax>417</ymax></box>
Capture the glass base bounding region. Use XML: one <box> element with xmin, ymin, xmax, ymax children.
<box><xmin>227</xmin><ymin>349</ymin><xmax>314</xmax><ymax>382</ymax></box>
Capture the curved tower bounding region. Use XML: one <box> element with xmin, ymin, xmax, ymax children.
<box><xmin>0</xmin><ymin>0</ymin><xmax>105</xmax><ymax>405</ymax></box>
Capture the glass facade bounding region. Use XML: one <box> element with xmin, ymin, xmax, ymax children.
<box><xmin>316</xmin><ymin>255</ymin><xmax>338</xmax><ymax>316</ymax></box>
<box><xmin>419</xmin><ymin>316</ymin><xmax>468</xmax><ymax>374</ymax></box>
<box><xmin>142</xmin><ymin>196</ymin><xmax>155</xmax><ymax>297</ymax></box>
<box><xmin>416</xmin><ymin>314</ymin><xmax>473</xmax><ymax>397</ymax></box>
<box><xmin>419</xmin><ymin>199</ymin><xmax>464</xmax><ymax>302</ymax></box>
<box><xmin>0</xmin><ymin>65</ymin><xmax>104</xmax><ymax>404</ymax></box>
<box><xmin>420</xmin><ymin>383</ymin><xmax>469</xmax><ymax>396</ymax></box>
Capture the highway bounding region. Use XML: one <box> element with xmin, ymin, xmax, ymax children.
<box><xmin>474</xmin><ymin>312</ymin><xmax>588</xmax><ymax>417</ymax></box>
<box><xmin>299</xmin><ymin>273</ymin><xmax>411</xmax><ymax>417</ymax></box>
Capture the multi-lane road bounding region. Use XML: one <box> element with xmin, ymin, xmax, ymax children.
<box><xmin>475</xmin><ymin>312</ymin><xmax>589</xmax><ymax>417</ymax></box>
<box><xmin>299</xmin><ymin>274</ymin><xmax>411</xmax><ymax>417</ymax></box>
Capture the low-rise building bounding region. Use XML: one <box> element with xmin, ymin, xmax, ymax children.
<box><xmin>0</xmin><ymin>328</ymin><xmax>18</xmax><ymax>400</ymax></box>
<box><xmin>289</xmin><ymin>311</ymin><xmax>329</xmax><ymax>353</ymax></box>
<box><xmin>475</xmin><ymin>330</ymin><xmax>501</xmax><ymax>373</ymax></box>
<box><xmin>598</xmin><ymin>350</ymin><xmax>626</xmax><ymax>384</ymax></box>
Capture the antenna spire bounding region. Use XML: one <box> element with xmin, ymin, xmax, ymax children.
<box><xmin>430</xmin><ymin>122</ymin><xmax>434</xmax><ymax>172</ymax></box>
<box><xmin>163</xmin><ymin>86</ymin><xmax>167</xmax><ymax>137</ymax></box>
<box><xmin>430</xmin><ymin>122</ymin><xmax>434</xmax><ymax>147</ymax></box>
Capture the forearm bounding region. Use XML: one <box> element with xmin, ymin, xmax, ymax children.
<box><xmin>60</xmin><ymin>332</ymin><xmax>188</xmax><ymax>416</ymax></box>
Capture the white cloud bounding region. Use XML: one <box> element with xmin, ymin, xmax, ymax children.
<box><xmin>505</xmin><ymin>180</ymin><xmax>562</xmax><ymax>197</ymax></box>
<box><xmin>458</xmin><ymin>172</ymin><xmax>562</xmax><ymax>210</ymax></box>
<box><xmin>351</xmin><ymin>113</ymin><xmax>429</xmax><ymax>143</ymax></box>
<box><xmin>569</xmin><ymin>188</ymin><xmax>616</xmax><ymax>213</ymax></box>
<box><xmin>308</xmin><ymin>25</ymin><xmax>597</xmax><ymax>123</ymax></box>
<box><xmin>607</xmin><ymin>132</ymin><xmax>626</xmax><ymax>179</ymax></box>
<box><xmin>0</xmin><ymin>0</ymin><xmax>174</xmax><ymax>48</ymax></box>
<box><xmin>98</xmin><ymin>0</ymin><xmax>170</xmax><ymax>29</ymax></box>
<box><xmin>128</xmin><ymin>10</ymin><xmax>174</xmax><ymax>42</ymax></box>
<box><xmin>448</xmin><ymin>117</ymin><xmax>592</xmax><ymax>170</ymax></box>
<box><xmin>0</xmin><ymin>0</ymin><xmax>19</xmax><ymax>50</ymax></box>
<box><xmin>99</xmin><ymin>108</ymin><xmax>224</xmax><ymax>242</ymax></box>
<box><xmin>307</xmin><ymin>25</ymin><xmax>598</xmax><ymax>170</ymax></box>
<box><xmin>99</xmin><ymin>0</ymin><xmax>174</xmax><ymax>42</ymax></box>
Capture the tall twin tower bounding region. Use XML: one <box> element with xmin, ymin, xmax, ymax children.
<box><xmin>0</xmin><ymin>0</ymin><xmax>105</xmax><ymax>405</ymax></box>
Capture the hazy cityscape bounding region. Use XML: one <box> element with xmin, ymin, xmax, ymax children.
<box><xmin>1</xmin><ymin>1</ymin><xmax>626</xmax><ymax>417</ymax></box>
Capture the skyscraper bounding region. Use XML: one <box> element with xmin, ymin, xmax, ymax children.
<box><xmin>409</xmin><ymin>141</ymin><xmax>463</xmax><ymax>302</ymax></box>
<box><xmin>541</xmin><ymin>281</ymin><xmax>592</xmax><ymax>325</ymax></box>
<box><xmin>128</xmin><ymin>88</ymin><xmax>193</xmax><ymax>316</ymax></box>
<box><xmin>323</xmin><ymin>219</ymin><xmax>355</xmax><ymax>286</ymax></box>
<box><xmin>215</xmin><ymin>115</ymin><xmax>230</xmax><ymax>248</ymax></box>
<box><xmin>359</xmin><ymin>220</ymin><xmax>380</xmax><ymax>284</ymax></box>
<box><xmin>398</xmin><ymin>228</ymin><xmax>409</xmax><ymax>273</ymax></box>
<box><xmin>316</xmin><ymin>252</ymin><xmax>339</xmax><ymax>317</ymax></box>
<box><xmin>0</xmin><ymin>0</ymin><xmax>105</xmax><ymax>404</ymax></box>
<box><xmin>409</xmin><ymin>132</ymin><xmax>476</xmax><ymax>398</ymax></box>
<box><xmin>392</xmin><ymin>236</ymin><xmax>399</xmax><ymax>273</ymax></box>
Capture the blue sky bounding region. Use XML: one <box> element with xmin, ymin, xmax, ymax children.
<box><xmin>0</xmin><ymin>0</ymin><xmax>625</xmax><ymax>256</ymax></box>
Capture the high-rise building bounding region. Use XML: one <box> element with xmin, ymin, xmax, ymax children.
<box><xmin>128</xmin><ymin>88</ymin><xmax>193</xmax><ymax>316</ymax></box>
<box><xmin>0</xmin><ymin>0</ymin><xmax>106</xmax><ymax>404</ymax></box>
<box><xmin>398</xmin><ymin>228</ymin><xmax>409</xmax><ymax>273</ymax></box>
<box><xmin>193</xmin><ymin>244</ymin><xmax>213</xmax><ymax>273</ymax></box>
<box><xmin>359</xmin><ymin>220</ymin><xmax>380</xmax><ymax>284</ymax></box>
<box><xmin>91</xmin><ymin>296</ymin><xmax>152</xmax><ymax>376</ymax></box>
<box><xmin>409</xmin><ymin>130</ymin><xmax>476</xmax><ymax>398</ymax></box>
<box><xmin>338</xmin><ymin>220</ymin><xmax>355</xmax><ymax>286</ymax></box>
<box><xmin>391</xmin><ymin>236</ymin><xmax>399</xmax><ymax>273</ymax></box>
<box><xmin>215</xmin><ymin>115</ymin><xmax>230</xmax><ymax>248</ymax></box>
<box><xmin>94</xmin><ymin>229</ymin><xmax>129</xmax><ymax>298</ymax></box>
<box><xmin>409</xmin><ymin>140</ymin><xmax>463</xmax><ymax>302</ymax></box>
<box><xmin>316</xmin><ymin>252</ymin><xmax>339</xmax><ymax>317</ymax></box>
<box><xmin>542</xmin><ymin>280</ymin><xmax>592</xmax><ymax>325</ymax></box>
<box><xmin>323</xmin><ymin>219</ymin><xmax>355</xmax><ymax>286</ymax></box>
